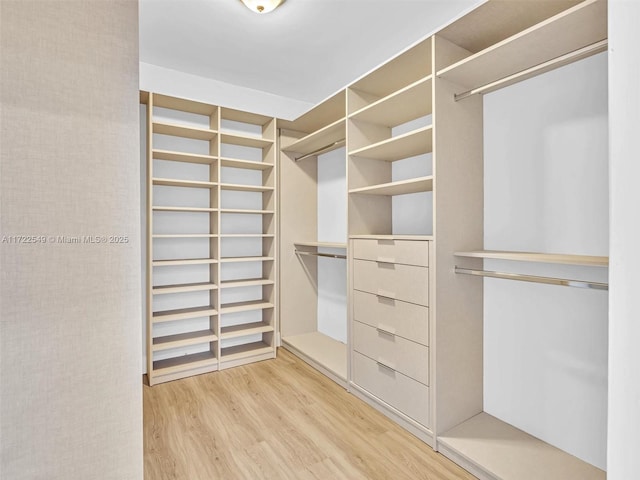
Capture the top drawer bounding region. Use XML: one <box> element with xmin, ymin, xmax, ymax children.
<box><xmin>352</xmin><ymin>239</ymin><xmax>428</xmax><ymax>267</ymax></box>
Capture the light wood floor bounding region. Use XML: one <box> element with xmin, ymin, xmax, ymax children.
<box><xmin>144</xmin><ymin>348</ymin><xmax>477</xmax><ymax>480</ymax></box>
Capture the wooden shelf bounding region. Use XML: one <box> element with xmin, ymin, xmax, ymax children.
<box><xmin>153</xmin><ymin>122</ymin><xmax>217</xmax><ymax>141</ymax></box>
<box><xmin>438</xmin><ymin>413</ymin><xmax>605</xmax><ymax>480</ymax></box>
<box><xmin>349</xmin><ymin>39</ymin><xmax>432</xmax><ymax>100</ymax></box>
<box><xmin>153</xmin><ymin>149</ymin><xmax>217</xmax><ymax>165</ymax></box>
<box><xmin>349</xmin><ymin>126</ymin><xmax>433</xmax><ymax>161</ymax></box>
<box><xmin>282</xmin><ymin>332</ymin><xmax>347</xmax><ymax>382</ymax></box>
<box><xmin>349</xmin><ymin>176</ymin><xmax>433</xmax><ymax>196</ymax></box>
<box><xmin>153</xmin><ymin>93</ymin><xmax>218</xmax><ymax>116</ymax></box>
<box><xmin>152</xmin><ymin>178</ymin><xmax>217</xmax><ymax>189</ymax></box>
<box><xmin>294</xmin><ymin>241</ymin><xmax>347</xmax><ymax>249</ymax></box>
<box><xmin>454</xmin><ymin>250</ymin><xmax>609</xmax><ymax>267</ymax></box>
<box><xmin>221</xmin><ymin>107</ymin><xmax>273</xmax><ymax>126</ymax></box>
<box><xmin>282</xmin><ymin>118</ymin><xmax>346</xmax><ymax>157</ymax></box>
<box><xmin>220</xmin><ymin>183</ymin><xmax>274</xmax><ymax>193</ymax></box>
<box><xmin>219</xmin><ymin>256</ymin><xmax>274</xmax><ymax>263</ymax></box>
<box><xmin>152</xmin><ymin>234</ymin><xmax>217</xmax><ymax>239</ymax></box>
<box><xmin>152</xmin><ymin>258</ymin><xmax>217</xmax><ymax>267</ymax></box>
<box><xmin>436</xmin><ymin>0</ymin><xmax>607</xmax><ymax>93</ymax></box>
<box><xmin>350</xmin><ymin>76</ymin><xmax>432</xmax><ymax>127</ymax></box>
<box><xmin>152</xmin><ymin>282</ymin><xmax>218</xmax><ymax>295</ymax></box>
<box><xmin>152</xmin><ymin>305</ymin><xmax>218</xmax><ymax>323</ymax></box>
<box><xmin>220</xmin><ymin>132</ymin><xmax>273</xmax><ymax>149</ymax></box>
<box><xmin>219</xmin><ymin>278</ymin><xmax>275</xmax><ymax>289</ymax></box>
<box><xmin>277</xmin><ymin>90</ymin><xmax>345</xmax><ymax>134</ymax></box>
<box><xmin>220</xmin><ymin>341</ymin><xmax>273</xmax><ymax>362</ymax></box>
<box><xmin>220</xmin><ymin>157</ymin><xmax>274</xmax><ymax>170</ymax></box>
<box><xmin>152</xmin><ymin>330</ymin><xmax>218</xmax><ymax>352</ymax></box>
<box><xmin>153</xmin><ymin>351</ymin><xmax>217</xmax><ymax>376</ymax></box>
<box><xmin>220</xmin><ymin>322</ymin><xmax>274</xmax><ymax>340</ymax></box>
<box><xmin>220</xmin><ymin>234</ymin><xmax>274</xmax><ymax>238</ymax></box>
<box><xmin>220</xmin><ymin>208</ymin><xmax>274</xmax><ymax>215</ymax></box>
<box><xmin>152</xmin><ymin>206</ymin><xmax>217</xmax><ymax>213</ymax></box>
<box><xmin>219</xmin><ymin>300</ymin><xmax>274</xmax><ymax>314</ymax></box>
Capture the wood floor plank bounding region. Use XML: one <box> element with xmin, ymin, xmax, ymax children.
<box><xmin>144</xmin><ymin>348</ymin><xmax>476</xmax><ymax>480</ymax></box>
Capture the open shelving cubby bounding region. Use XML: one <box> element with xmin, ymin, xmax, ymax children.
<box><xmin>143</xmin><ymin>92</ymin><xmax>277</xmax><ymax>385</ymax></box>
<box><xmin>280</xmin><ymin>90</ymin><xmax>346</xmax><ymax>162</ymax></box>
<box><xmin>347</xmin><ymin>37</ymin><xmax>434</xmax><ymax>237</ymax></box>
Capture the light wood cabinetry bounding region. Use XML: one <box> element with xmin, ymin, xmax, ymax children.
<box><xmin>431</xmin><ymin>1</ymin><xmax>608</xmax><ymax>479</ymax></box>
<box><xmin>278</xmin><ymin>91</ymin><xmax>349</xmax><ymax>386</ymax></box>
<box><xmin>143</xmin><ymin>92</ymin><xmax>277</xmax><ymax>385</ymax></box>
<box><xmin>347</xmin><ymin>39</ymin><xmax>433</xmax><ymax>237</ymax></box>
<box><xmin>349</xmin><ymin>237</ymin><xmax>432</xmax><ymax>443</ymax></box>
<box><xmin>277</xmin><ymin>1</ymin><xmax>609</xmax><ymax>478</ymax></box>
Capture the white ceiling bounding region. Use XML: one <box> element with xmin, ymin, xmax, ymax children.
<box><xmin>139</xmin><ymin>0</ymin><xmax>480</xmax><ymax>105</ymax></box>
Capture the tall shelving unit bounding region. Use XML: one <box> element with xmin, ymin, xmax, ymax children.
<box><xmin>143</xmin><ymin>93</ymin><xmax>277</xmax><ymax>385</ymax></box>
<box><xmin>345</xmin><ymin>38</ymin><xmax>434</xmax><ymax>445</ymax></box>
<box><xmin>278</xmin><ymin>91</ymin><xmax>349</xmax><ymax>386</ymax></box>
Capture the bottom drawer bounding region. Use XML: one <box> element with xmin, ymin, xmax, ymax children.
<box><xmin>352</xmin><ymin>351</ymin><xmax>430</xmax><ymax>427</ymax></box>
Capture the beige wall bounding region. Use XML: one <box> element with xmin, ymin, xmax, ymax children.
<box><xmin>0</xmin><ymin>1</ymin><xmax>143</xmax><ymax>479</ymax></box>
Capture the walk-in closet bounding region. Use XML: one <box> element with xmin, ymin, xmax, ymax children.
<box><xmin>9</xmin><ymin>0</ymin><xmax>638</xmax><ymax>479</ymax></box>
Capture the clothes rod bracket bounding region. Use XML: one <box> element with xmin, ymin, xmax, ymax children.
<box><xmin>453</xmin><ymin>39</ymin><xmax>608</xmax><ymax>102</ymax></box>
<box><xmin>295</xmin><ymin>139</ymin><xmax>346</xmax><ymax>162</ymax></box>
<box><xmin>454</xmin><ymin>266</ymin><xmax>608</xmax><ymax>291</ymax></box>
<box><xmin>295</xmin><ymin>250</ymin><xmax>347</xmax><ymax>260</ymax></box>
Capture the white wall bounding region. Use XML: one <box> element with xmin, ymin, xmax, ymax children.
<box><xmin>140</xmin><ymin>62</ymin><xmax>313</xmax><ymax>121</ymax></box>
<box><xmin>317</xmin><ymin>147</ymin><xmax>348</xmax><ymax>343</ymax></box>
<box><xmin>607</xmin><ymin>1</ymin><xmax>640</xmax><ymax>478</ymax></box>
<box><xmin>0</xmin><ymin>1</ymin><xmax>143</xmax><ymax>479</ymax></box>
<box><xmin>483</xmin><ymin>53</ymin><xmax>609</xmax><ymax>469</ymax></box>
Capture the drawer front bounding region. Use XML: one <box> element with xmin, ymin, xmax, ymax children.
<box><xmin>353</xmin><ymin>290</ymin><xmax>429</xmax><ymax>346</ymax></box>
<box><xmin>352</xmin><ymin>351</ymin><xmax>430</xmax><ymax>427</ymax></box>
<box><xmin>352</xmin><ymin>239</ymin><xmax>428</xmax><ymax>267</ymax></box>
<box><xmin>353</xmin><ymin>259</ymin><xmax>429</xmax><ymax>306</ymax></box>
<box><xmin>353</xmin><ymin>321</ymin><xmax>429</xmax><ymax>385</ymax></box>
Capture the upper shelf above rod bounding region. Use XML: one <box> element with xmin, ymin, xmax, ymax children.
<box><xmin>453</xmin><ymin>40</ymin><xmax>607</xmax><ymax>101</ymax></box>
<box><xmin>454</xmin><ymin>250</ymin><xmax>609</xmax><ymax>267</ymax></box>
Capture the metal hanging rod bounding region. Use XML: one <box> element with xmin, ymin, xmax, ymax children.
<box><xmin>454</xmin><ymin>266</ymin><xmax>608</xmax><ymax>291</ymax></box>
<box><xmin>295</xmin><ymin>250</ymin><xmax>347</xmax><ymax>260</ymax></box>
<box><xmin>454</xmin><ymin>39</ymin><xmax>608</xmax><ymax>102</ymax></box>
<box><xmin>295</xmin><ymin>139</ymin><xmax>346</xmax><ymax>162</ymax></box>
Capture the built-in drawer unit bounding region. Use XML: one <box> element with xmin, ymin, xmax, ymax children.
<box><xmin>353</xmin><ymin>259</ymin><xmax>429</xmax><ymax>306</ymax></box>
<box><xmin>352</xmin><ymin>239</ymin><xmax>428</xmax><ymax>267</ymax></box>
<box><xmin>352</xmin><ymin>351</ymin><xmax>430</xmax><ymax>427</ymax></box>
<box><xmin>352</xmin><ymin>290</ymin><xmax>429</xmax><ymax>346</ymax></box>
<box><xmin>353</xmin><ymin>321</ymin><xmax>429</xmax><ymax>385</ymax></box>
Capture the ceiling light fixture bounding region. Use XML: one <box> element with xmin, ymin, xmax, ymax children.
<box><xmin>240</xmin><ymin>0</ymin><xmax>284</xmax><ymax>14</ymax></box>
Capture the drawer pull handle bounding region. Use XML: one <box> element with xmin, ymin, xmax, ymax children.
<box><xmin>376</xmin><ymin>327</ymin><xmax>395</xmax><ymax>337</ymax></box>
<box><xmin>377</xmin><ymin>290</ymin><xmax>396</xmax><ymax>300</ymax></box>
<box><xmin>376</xmin><ymin>360</ymin><xmax>395</xmax><ymax>372</ymax></box>
<box><xmin>377</xmin><ymin>257</ymin><xmax>395</xmax><ymax>264</ymax></box>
